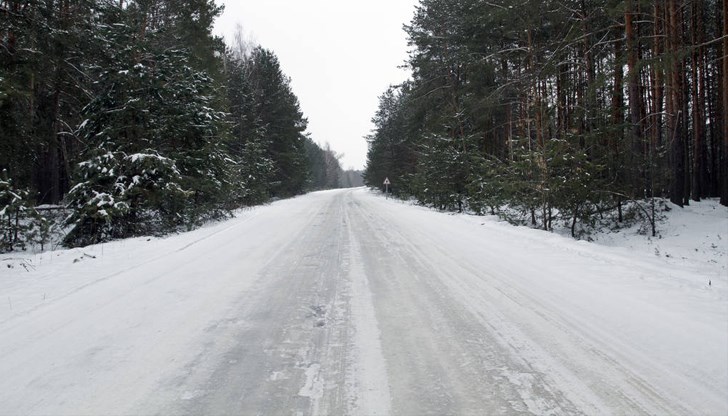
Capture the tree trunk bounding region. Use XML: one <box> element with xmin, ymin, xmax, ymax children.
<box><xmin>690</xmin><ymin>0</ymin><xmax>705</xmax><ymax>201</ymax></box>
<box><xmin>668</xmin><ymin>0</ymin><xmax>685</xmax><ymax>207</ymax></box>
<box><xmin>557</xmin><ymin>61</ymin><xmax>568</xmax><ymax>139</ymax></box>
<box><xmin>625</xmin><ymin>0</ymin><xmax>644</xmax><ymax>197</ymax></box>
<box><xmin>651</xmin><ymin>2</ymin><xmax>664</xmax><ymax>149</ymax></box>
<box><xmin>581</xmin><ymin>1</ymin><xmax>595</xmax><ymax>137</ymax></box>
<box><xmin>721</xmin><ymin>0</ymin><xmax>728</xmax><ymax>206</ymax></box>
<box><xmin>612</xmin><ymin>35</ymin><xmax>624</xmax><ymax>201</ymax></box>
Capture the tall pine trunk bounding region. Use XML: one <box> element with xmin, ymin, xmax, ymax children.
<box><xmin>668</xmin><ymin>0</ymin><xmax>685</xmax><ymax>207</ymax></box>
<box><xmin>612</xmin><ymin>35</ymin><xmax>624</xmax><ymax>221</ymax></box>
<box><xmin>721</xmin><ymin>0</ymin><xmax>728</xmax><ymax>205</ymax></box>
<box><xmin>625</xmin><ymin>0</ymin><xmax>644</xmax><ymax>197</ymax></box>
<box><xmin>690</xmin><ymin>0</ymin><xmax>706</xmax><ymax>201</ymax></box>
<box><xmin>651</xmin><ymin>3</ymin><xmax>664</xmax><ymax>149</ymax></box>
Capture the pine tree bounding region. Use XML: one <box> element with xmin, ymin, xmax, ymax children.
<box><xmin>245</xmin><ymin>47</ymin><xmax>309</xmax><ymax>197</ymax></box>
<box><xmin>64</xmin><ymin>3</ymin><xmax>230</xmax><ymax>246</ymax></box>
<box><xmin>225</xmin><ymin>51</ymin><xmax>274</xmax><ymax>204</ymax></box>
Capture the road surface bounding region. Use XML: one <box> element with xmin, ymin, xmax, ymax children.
<box><xmin>0</xmin><ymin>188</ymin><xmax>726</xmax><ymax>415</ymax></box>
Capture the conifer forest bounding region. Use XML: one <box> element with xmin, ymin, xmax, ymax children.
<box><xmin>1</xmin><ymin>0</ymin><xmax>355</xmax><ymax>249</ymax></box>
<box><xmin>364</xmin><ymin>0</ymin><xmax>727</xmax><ymax>237</ymax></box>
<box><xmin>1</xmin><ymin>0</ymin><xmax>727</xmax><ymax>251</ymax></box>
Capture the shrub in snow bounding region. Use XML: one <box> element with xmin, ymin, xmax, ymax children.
<box><xmin>63</xmin><ymin>150</ymin><xmax>189</xmax><ymax>247</ymax></box>
<box><xmin>0</xmin><ymin>175</ymin><xmax>49</xmax><ymax>252</ymax></box>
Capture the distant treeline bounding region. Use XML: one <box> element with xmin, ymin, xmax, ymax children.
<box><xmin>0</xmin><ymin>0</ymin><xmax>356</xmax><ymax>250</ymax></box>
<box><xmin>364</xmin><ymin>0</ymin><xmax>727</xmax><ymax>236</ymax></box>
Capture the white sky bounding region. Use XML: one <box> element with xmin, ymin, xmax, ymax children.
<box><xmin>213</xmin><ymin>0</ymin><xmax>418</xmax><ymax>170</ymax></box>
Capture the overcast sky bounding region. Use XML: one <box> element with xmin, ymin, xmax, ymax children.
<box><xmin>213</xmin><ymin>0</ymin><xmax>418</xmax><ymax>170</ymax></box>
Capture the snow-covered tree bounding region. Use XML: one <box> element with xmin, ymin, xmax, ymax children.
<box><xmin>64</xmin><ymin>5</ymin><xmax>230</xmax><ymax>246</ymax></box>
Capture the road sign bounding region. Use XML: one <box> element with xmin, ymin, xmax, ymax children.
<box><xmin>383</xmin><ymin>177</ymin><xmax>390</xmax><ymax>185</ymax></box>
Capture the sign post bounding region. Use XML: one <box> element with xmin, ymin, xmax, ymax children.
<box><xmin>383</xmin><ymin>177</ymin><xmax>391</xmax><ymax>198</ymax></box>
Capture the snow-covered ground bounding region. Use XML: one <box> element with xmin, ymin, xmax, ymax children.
<box><xmin>587</xmin><ymin>199</ymin><xmax>726</xmax><ymax>287</ymax></box>
<box><xmin>1</xmin><ymin>188</ymin><xmax>726</xmax><ymax>415</ymax></box>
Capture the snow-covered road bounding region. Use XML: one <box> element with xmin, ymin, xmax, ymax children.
<box><xmin>1</xmin><ymin>189</ymin><xmax>726</xmax><ymax>415</ymax></box>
